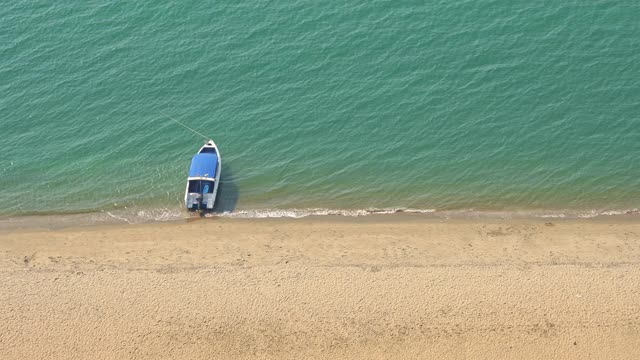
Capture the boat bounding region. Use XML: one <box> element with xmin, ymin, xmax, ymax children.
<box><xmin>184</xmin><ymin>140</ymin><xmax>221</xmax><ymax>212</ymax></box>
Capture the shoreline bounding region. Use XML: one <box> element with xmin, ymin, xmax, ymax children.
<box><xmin>2</xmin><ymin>216</ymin><xmax>640</xmax><ymax>359</ymax></box>
<box><xmin>1</xmin><ymin>205</ymin><xmax>638</xmax><ymax>233</ymax></box>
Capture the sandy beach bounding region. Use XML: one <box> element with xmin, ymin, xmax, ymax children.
<box><xmin>1</xmin><ymin>215</ymin><xmax>639</xmax><ymax>359</ymax></box>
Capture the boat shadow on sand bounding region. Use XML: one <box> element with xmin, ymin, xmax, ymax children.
<box><xmin>212</xmin><ymin>163</ymin><xmax>239</xmax><ymax>213</ymax></box>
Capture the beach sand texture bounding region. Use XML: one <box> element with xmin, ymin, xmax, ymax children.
<box><xmin>1</xmin><ymin>217</ymin><xmax>640</xmax><ymax>359</ymax></box>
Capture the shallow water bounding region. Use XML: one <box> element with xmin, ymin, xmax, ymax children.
<box><xmin>1</xmin><ymin>1</ymin><xmax>639</xmax><ymax>219</ymax></box>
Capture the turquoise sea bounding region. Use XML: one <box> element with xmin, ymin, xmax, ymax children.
<box><xmin>1</xmin><ymin>1</ymin><xmax>639</xmax><ymax>221</ymax></box>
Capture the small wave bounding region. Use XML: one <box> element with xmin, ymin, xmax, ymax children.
<box><xmin>215</xmin><ymin>207</ymin><xmax>437</xmax><ymax>218</ymax></box>
<box><xmin>535</xmin><ymin>209</ymin><xmax>639</xmax><ymax>219</ymax></box>
<box><xmin>89</xmin><ymin>207</ymin><xmax>187</xmax><ymax>225</ymax></box>
<box><xmin>105</xmin><ymin>211</ymin><xmax>134</xmax><ymax>224</ymax></box>
<box><xmin>576</xmin><ymin>208</ymin><xmax>639</xmax><ymax>218</ymax></box>
<box><xmin>100</xmin><ymin>206</ymin><xmax>640</xmax><ymax>221</ymax></box>
<box><xmin>538</xmin><ymin>214</ymin><xmax>567</xmax><ymax>219</ymax></box>
<box><xmin>134</xmin><ymin>208</ymin><xmax>186</xmax><ymax>222</ymax></box>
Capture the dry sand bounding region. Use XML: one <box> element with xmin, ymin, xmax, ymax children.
<box><xmin>1</xmin><ymin>216</ymin><xmax>639</xmax><ymax>359</ymax></box>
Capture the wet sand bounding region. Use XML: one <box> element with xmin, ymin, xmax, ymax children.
<box><xmin>1</xmin><ymin>216</ymin><xmax>640</xmax><ymax>359</ymax></box>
